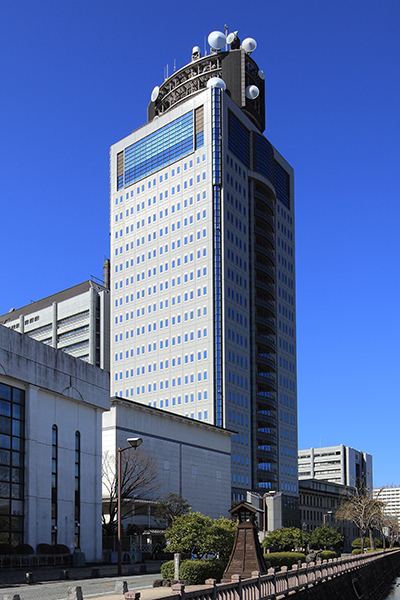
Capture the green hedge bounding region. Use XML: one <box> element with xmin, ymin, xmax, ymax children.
<box><xmin>352</xmin><ymin>548</ymin><xmax>384</xmax><ymax>555</ymax></box>
<box><xmin>320</xmin><ymin>550</ymin><xmax>341</xmax><ymax>560</ymax></box>
<box><xmin>264</xmin><ymin>552</ymin><xmax>306</xmax><ymax>568</ymax></box>
<box><xmin>161</xmin><ymin>558</ymin><xmax>226</xmax><ymax>583</ymax></box>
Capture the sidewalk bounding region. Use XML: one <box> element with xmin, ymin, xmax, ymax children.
<box><xmin>0</xmin><ymin>560</ymin><xmax>161</xmax><ymax>587</ymax></box>
<box><xmin>88</xmin><ymin>584</ymin><xmax>207</xmax><ymax>600</ymax></box>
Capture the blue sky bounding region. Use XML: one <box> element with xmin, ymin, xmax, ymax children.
<box><xmin>1</xmin><ymin>0</ymin><xmax>399</xmax><ymax>488</ymax></box>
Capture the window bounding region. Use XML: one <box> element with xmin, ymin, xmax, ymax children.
<box><xmin>74</xmin><ymin>432</ymin><xmax>81</xmax><ymax>548</ymax></box>
<box><xmin>51</xmin><ymin>424</ymin><xmax>58</xmax><ymax>544</ymax></box>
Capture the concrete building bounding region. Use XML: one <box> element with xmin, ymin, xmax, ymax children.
<box><xmin>299</xmin><ymin>479</ymin><xmax>358</xmax><ymax>553</ymax></box>
<box><xmin>0</xmin><ymin>274</ymin><xmax>110</xmax><ymax>371</ymax></box>
<box><xmin>109</xmin><ymin>29</ymin><xmax>298</xmax><ymax>518</ymax></box>
<box><xmin>0</xmin><ymin>324</ymin><xmax>110</xmax><ymax>561</ymax></box>
<box><xmin>373</xmin><ymin>486</ymin><xmax>400</xmax><ymax>524</ymax></box>
<box><xmin>102</xmin><ymin>397</ymin><xmax>232</xmax><ymax>539</ymax></box>
<box><xmin>298</xmin><ymin>445</ymin><xmax>373</xmax><ymax>489</ymax></box>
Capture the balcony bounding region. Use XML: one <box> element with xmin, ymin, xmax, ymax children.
<box><xmin>256</xmin><ymin>392</ymin><xmax>277</xmax><ymax>411</ymax></box>
<box><xmin>256</xmin><ymin>353</ymin><xmax>276</xmax><ymax>371</ymax></box>
<box><xmin>256</xmin><ymin>469</ymin><xmax>278</xmax><ymax>483</ymax></box>
<box><xmin>256</xmin><ymin>334</ymin><xmax>276</xmax><ymax>353</ymax></box>
<box><xmin>255</xmin><ymin>262</ymin><xmax>275</xmax><ymax>282</ymax></box>
<box><xmin>256</xmin><ymin>411</ymin><xmax>277</xmax><ymax>428</ymax></box>
<box><xmin>254</xmin><ymin>208</ymin><xmax>274</xmax><ymax>231</ymax></box>
<box><xmin>256</xmin><ymin>315</ymin><xmax>276</xmax><ymax>335</ymax></box>
<box><xmin>255</xmin><ymin>297</ymin><xmax>276</xmax><ymax>318</ymax></box>
<box><xmin>254</xmin><ymin>243</ymin><xmax>275</xmax><ymax>265</ymax></box>
<box><xmin>254</xmin><ymin>227</ymin><xmax>275</xmax><ymax>248</ymax></box>
<box><xmin>254</xmin><ymin>192</ymin><xmax>274</xmax><ymax>214</ymax></box>
<box><xmin>256</xmin><ymin>373</ymin><xmax>277</xmax><ymax>391</ymax></box>
<box><xmin>257</xmin><ymin>447</ymin><xmax>278</xmax><ymax>463</ymax></box>
<box><xmin>256</xmin><ymin>429</ymin><xmax>278</xmax><ymax>445</ymax></box>
<box><xmin>254</xmin><ymin>279</ymin><xmax>275</xmax><ymax>300</ymax></box>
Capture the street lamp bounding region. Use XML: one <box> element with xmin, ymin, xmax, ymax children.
<box><xmin>117</xmin><ymin>437</ymin><xmax>143</xmax><ymax>575</ymax></box>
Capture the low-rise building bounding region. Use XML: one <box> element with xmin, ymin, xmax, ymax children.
<box><xmin>0</xmin><ymin>324</ymin><xmax>110</xmax><ymax>561</ymax></box>
<box><xmin>299</xmin><ymin>479</ymin><xmax>359</xmax><ymax>552</ymax></box>
<box><xmin>102</xmin><ymin>398</ymin><xmax>232</xmax><ymax>542</ymax></box>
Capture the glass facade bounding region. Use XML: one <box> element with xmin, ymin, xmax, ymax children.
<box><xmin>254</xmin><ymin>133</ymin><xmax>274</xmax><ymax>183</ymax></box>
<box><xmin>119</xmin><ymin>111</ymin><xmax>195</xmax><ymax>190</ymax></box>
<box><xmin>228</xmin><ymin>111</ymin><xmax>250</xmax><ymax>168</ymax></box>
<box><xmin>212</xmin><ymin>88</ymin><xmax>223</xmax><ymax>427</ymax></box>
<box><xmin>273</xmin><ymin>161</ymin><xmax>290</xmax><ymax>209</ymax></box>
<box><xmin>0</xmin><ymin>382</ymin><xmax>24</xmax><ymax>545</ymax></box>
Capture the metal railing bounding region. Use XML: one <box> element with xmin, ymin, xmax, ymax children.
<box><xmin>149</xmin><ymin>550</ymin><xmax>400</xmax><ymax>600</ymax></box>
<box><xmin>0</xmin><ymin>553</ymin><xmax>72</xmax><ymax>569</ymax></box>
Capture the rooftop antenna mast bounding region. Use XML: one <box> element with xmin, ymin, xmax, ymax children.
<box><xmin>224</xmin><ymin>24</ymin><xmax>228</xmax><ymax>51</ymax></box>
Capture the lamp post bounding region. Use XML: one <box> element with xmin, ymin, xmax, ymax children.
<box><xmin>117</xmin><ymin>437</ymin><xmax>143</xmax><ymax>575</ymax></box>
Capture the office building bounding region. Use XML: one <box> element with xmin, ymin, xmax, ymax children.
<box><xmin>299</xmin><ymin>479</ymin><xmax>359</xmax><ymax>552</ymax></box>
<box><xmin>0</xmin><ymin>324</ymin><xmax>110</xmax><ymax>560</ymax></box>
<box><xmin>373</xmin><ymin>486</ymin><xmax>400</xmax><ymax>524</ymax></box>
<box><xmin>0</xmin><ymin>272</ymin><xmax>110</xmax><ymax>371</ymax></box>
<box><xmin>109</xmin><ymin>29</ymin><xmax>297</xmax><ymax>516</ymax></box>
<box><xmin>298</xmin><ymin>445</ymin><xmax>373</xmax><ymax>489</ymax></box>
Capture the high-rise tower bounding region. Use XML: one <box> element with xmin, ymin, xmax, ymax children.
<box><xmin>110</xmin><ymin>30</ymin><xmax>298</xmax><ymax>521</ymax></box>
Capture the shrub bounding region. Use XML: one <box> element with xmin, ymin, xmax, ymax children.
<box><xmin>319</xmin><ymin>550</ymin><xmax>340</xmax><ymax>560</ymax></box>
<box><xmin>352</xmin><ymin>538</ymin><xmax>382</xmax><ymax>549</ymax></box>
<box><xmin>54</xmin><ymin>544</ymin><xmax>71</xmax><ymax>554</ymax></box>
<box><xmin>264</xmin><ymin>552</ymin><xmax>306</xmax><ymax>568</ymax></box>
<box><xmin>0</xmin><ymin>543</ymin><xmax>13</xmax><ymax>555</ymax></box>
<box><xmin>14</xmin><ymin>543</ymin><xmax>34</xmax><ymax>555</ymax></box>
<box><xmin>36</xmin><ymin>543</ymin><xmax>53</xmax><ymax>555</ymax></box>
<box><xmin>161</xmin><ymin>560</ymin><xmax>175</xmax><ymax>580</ymax></box>
<box><xmin>161</xmin><ymin>558</ymin><xmax>226</xmax><ymax>583</ymax></box>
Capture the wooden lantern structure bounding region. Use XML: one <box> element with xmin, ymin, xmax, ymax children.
<box><xmin>222</xmin><ymin>501</ymin><xmax>268</xmax><ymax>581</ymax></box>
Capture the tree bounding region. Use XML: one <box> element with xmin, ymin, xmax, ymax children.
<box><xmin>335</xmin><ymin>486</ymin><xmax>384</xmax><ymax>553</ymax></box>
<box><xmin>262</xmin><ymin>527</ymin><xmax>306</xmax><ymax>552</ymax></box>
<box><xmin>308</xmin><ymin>524</ymin><xmax>344</xmax><ymax>550</ymax></box>
<box><xmin>165</xmin><ymin>512</ymin><xmax>237</xmax><ymax>560</ymax></box>
<box><xmin>154</xmin><ymin>493</ymin><xmax>191</xmax><ymax>528</ymax></box>
<box><xmin>102</xmin><ymin>448</ymin><xmax>160</xmax><ymax>536</ymax></box>
<box><xmin>382</xmin><ymin>516</ymin><xmax>400</xmax><ymax>549</ymax></box>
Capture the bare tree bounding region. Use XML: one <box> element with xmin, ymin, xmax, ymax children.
<box><xmin>382</xmin><ymin>515</ymin><xmax>400</xmax><ymax>549</ymax></box>
<box><xmin>102</xmin><ymin>448</ymin><xmax>160</xmax><ymax>535</ymax></box>
<box><xmin>154</xmin><ymin>493</ymin><xmax>191</xmax><ymax>528</ymax></box>
<box><xmin>336</xmin><ymin>486</ymin><xmax>384</xmax><ymax>553</ymax></box>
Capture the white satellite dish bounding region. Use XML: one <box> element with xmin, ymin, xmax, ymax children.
<box><xmin>226</xmin><ymin>32</ymin><xmax>236</xmax><ymax>45</ymax></box>
<box><xmin>192</xmin><ymin>46</ymin><xmax>201</xmax><ymax>54</ymax></box>
<box><xmin>207</xmin><ymin>77</ymin><xmax>226</xmax><ymax>90</ymax></box>
<box><xmin>208</xmin><ymin>31</ymin><xmax>226</xmax><ymax>50</ymax></box>
<box><xmin>151</xmin><ymin>86</ymin><xmax>159</xmax><ymax>102</ymax></box>
<box><xmin>258</xmin><ymin>69</ymin><xmax>265</xmax><ymax>80</ymax></box>
<box><xmin>245</xmin><ymin>85</ymin><xmax>259</xmax><ymax>99</ymax></box>
<box><xmin>241</xmin><ymin>37</ymin><xmax>257</xmax><ymax>53</ymax></box>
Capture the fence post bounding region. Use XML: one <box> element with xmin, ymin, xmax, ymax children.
<box><xmin>251</xmin><ymin>571</ymin><xmax>261</xmax><ymax>600</ymax></box>
<box><xmin>205</xmin><ymin>578</ymin><xmax>217</xmax><ymax>600</ymax></box>
<box><xmin>268</xmin><ymin>567</ymin><xmax>276</xmax><ymax>597</ymax></box>
<box><xmin>232</xmin><ymin>574</ymin><xmax>242</xmax><ymax>600</ymax></box>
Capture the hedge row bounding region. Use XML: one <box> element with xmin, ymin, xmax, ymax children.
<box><xmin>161</xmin><ymin>558</ymin><xmax>226</xmax><ymax>584</ymax></box>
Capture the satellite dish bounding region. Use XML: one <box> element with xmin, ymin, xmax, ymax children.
<box><xmin>192</xmin><ymin>46</ymin><xmax>201</xmax><ymax>54</ymax></box>
<box><xmin>241</xmin><ymin>37</ymin><xmax>257</xmax><ymax>53</ymax></box>
<box><xmin>258</xmin><ymin>69</ymin><xmax>265</xmax><ymax>80</ymax></box>
<box><xmin>226</xmin><ymin>32</ymin><xmax>236</xmax><ymax>45</ymax></box>
<box><xmin>208</xmin><ymin>31</ymin><xmax>226</xmax><ymax>50</ymax></box>
<box><xmin>245</xmin><ymin>85</ymin><xmax>259</xmax><ymax>99</ymax></box>
<box><xmin>151</xmin><ymin>86</ymin><xmax>159</xmax><ymax>102</ymax></box>
<box><xmin>207</xmin><ymin>77</ymin><xmax>226</xmax><ymax>90</ymax></box>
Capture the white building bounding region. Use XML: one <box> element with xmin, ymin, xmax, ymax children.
<box><xmin>109</xmin><ymin>29</ymin><xmax>298</xmax><ymax>521</ymax></box>
<box><xmin>298</xmin><ymin>445</ymin><xmax>373</xmax><ymax>489</ymax></box>
<box><xmin>0</xmin><ymin>275</ymin><xmax>110</xmax><ymax>371</ymax></box>
<box><xmin>102</xmin><ymin>397</ymin><xmax>232</xmax><ymax>532</ymax></box>
<box><xmin>373</xmin><ymin>486</ymin><xmax>400</xmax><ymax>524</ymax></box>
<box><xmin>0</xmin><ymin>324</ymin><xmax>110</xmax><ymax>561</ymax></box>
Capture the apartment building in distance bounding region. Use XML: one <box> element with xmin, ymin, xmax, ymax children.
<box><xmin>0</xmin><ymin>266</ymin><xmax>110</xmax><ymax>371</ymax></box>
<box><xmin>298</xmin><ymin>445</ymin><xmax>373</xmax><ymax>489</ymax></box>
<box><xmin>109</xmin><ymin>29</ymin><xmax>298</xmax><ymax>521</ymax></box>
<box><xmin>373</xmin><ymin>486</ymin><xmax>400</xmax><ymax>524</ymax></box>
